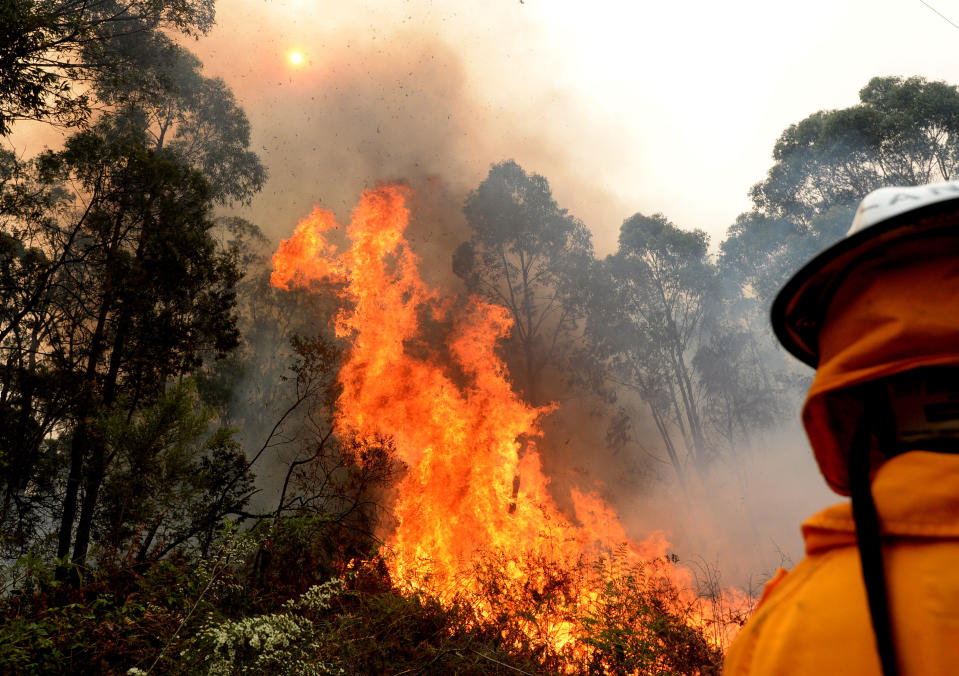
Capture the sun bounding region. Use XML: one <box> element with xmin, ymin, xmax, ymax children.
<box><xmin>288</xmin><ymin>51</ymin><xmax>304</xmax><ymax>66</ymax></box>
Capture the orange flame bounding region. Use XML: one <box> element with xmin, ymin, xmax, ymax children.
<box><xmin>272</xmin><ymin>184</ymin><xmax>749</xmax><ymax>658</ymax></box>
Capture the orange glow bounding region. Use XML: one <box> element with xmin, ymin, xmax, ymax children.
<box><xmin>271</xmin><ymin>184</ymin><xmax>750</xmax><ymax>658</ymax></box>
<box><xmin>289</xmin><ymin>51</ymin><xmax>304</xmax><ymax>66</ymax></box>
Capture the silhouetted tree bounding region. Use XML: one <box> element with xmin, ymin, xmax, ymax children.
<box><xmin>6</xmin><ymin>123</ymin><xmax>243</xmax><ymax>568</ymax></box>
<box><xmin>587</xmin><ymin>213</ymin><xmax>719</xmax><ymax>480</ymax></box>
<box><xmin>94</xmin><ymin>380</ymin><xmax>254</xmax><ymax>563</ymax></box>
<box><xmin>93</xmin><ymin>33</ymin><xmax>265</xmax><ymax>204</ymax></box>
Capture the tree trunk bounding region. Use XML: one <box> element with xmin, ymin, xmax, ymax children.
<box><xmin>71</xmin><ymin>225</ymin><xmax>146</xmax><ymax>567</ymax></box>
<box><xmin>650</xmin><ymin>403</ymin><xmax>686</xmax><ymax>493</ymax></box>
<box><xmin>56</xmin><ymin>215</ymin><xmax>125</xmax><ymax>571</ymax></box>
<box><xmin>670</xmin><ymin>338</ymin><xmax>708</xmax><ymax>466</ymax></box>
<box><xmin>56</xmin><ymin>316</ymin><xmax>109</xmax><ymax>566</ymax></box>
<box><xmin>666</xmin><ymin>377</ymin><xmax>692</xmax><ymax>453</ymax></box>
<box><xmin>524</xmin><ymin>338</ymin><xmax>538</xmax><ymax>406</ymax></box>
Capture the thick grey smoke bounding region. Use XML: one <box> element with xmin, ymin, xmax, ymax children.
<box><xmin>194</xmin><ymin>3</ymin><xmax>635</xmax><ymax>253</ymax></box>
<box><xmin>218</xmin><ymin>35</ymin><xmax>480</xmax><ymax>263</ymax></box>
<box><xmin>534</xmin><ymin>372</ymin><xmax>836</xmax><ymax>591</ymax></box>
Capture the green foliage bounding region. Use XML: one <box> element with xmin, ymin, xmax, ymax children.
<box><xmin>0</xmin><ymin>559</ymin><xmax>184</xmax><ymax>674</ymax></box>
<box><xmin>43</xmin><ymin>523</ymin><xmax>270</xmax><ymax>672</ymax></box>
<box><xmin>578</xmin><ymin>555</ymin><xmax>723</xmax><ymax>675</ymax></box>
<box><xmin>0</xmin><ymin>121</ymin><xmax>248</xmax><ymax>566</ymax></box>
<box><xmin>0</xmin><ymin>496</ymin><xmax>732</xmax><ymax>675</ymax></box>
<box><xmin>0</xmin><ymin>0</ymin><xmax>216</xmax><ymax>135</ymax></box>
<box><xmin>186</xmin><ymin>579</ymin><xmax>346</xmax><ymax>676</ymax></box>
<box><xmin>460</xmin><ymin>547</ymin><xmax>729</xmax><ymax>674</ymax></box>
<box><xmin>0</xmin><ymin>521</ymin><xmax>266</xmax><ymax>675</ymax></box>
<box><xmin>93</xmin><ymin>34</ymin><xmax>266</xmax><ymax>204</ymax></box>
<box><xmin>280</xmin><ymin>561</ymin><xmax>547</xmax><ymax>676</ymax></box>
<box><xmin>94</xmin><ymin>381</ymin><xmax>255</xmax><ymax>563</ymax></box>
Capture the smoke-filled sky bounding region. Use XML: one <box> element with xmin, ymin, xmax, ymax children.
<box><xmin>192</xmin><ymin>0</ymin><xmax>959</xmax><ymax>253</ymax></box>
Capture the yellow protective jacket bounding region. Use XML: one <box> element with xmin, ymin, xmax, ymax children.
<box><xmin>724</xmin><ymin>450</ymin><xmax>959</xmax><ymax>675</ymax></box>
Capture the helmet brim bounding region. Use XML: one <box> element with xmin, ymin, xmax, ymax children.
<box><xmin>771</xmin><ymin>196</ymin><xmax>959</xmax><ymax>367</ymax></box>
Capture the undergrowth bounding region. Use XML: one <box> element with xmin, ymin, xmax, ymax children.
<box><xmin>0</xmin><ymin>522</ymin><xmax>743</xmax><ymax>675</ymax></box>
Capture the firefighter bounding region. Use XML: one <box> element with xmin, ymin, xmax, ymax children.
<box><xmin>724</xmin><ymin>181</ymin><xmax>959</xmax><ymax>676</ymax></box>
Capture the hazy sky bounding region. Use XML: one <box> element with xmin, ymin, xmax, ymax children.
<box><xmin>187</xmin><ymin>0</ymin><xmax>959</xmax><ymax>254</ymax></box>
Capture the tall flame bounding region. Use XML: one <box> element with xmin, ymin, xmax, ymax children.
<box><xmin>272</xmin><ymin>184</ymin><xmax>748</xmax><ymax>656</ymax></box>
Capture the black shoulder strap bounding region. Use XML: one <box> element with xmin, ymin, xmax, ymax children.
<box><xmin>849</xmin><ymin>412</ymin><xmax>898</xmax><ymax>676</ymax></box>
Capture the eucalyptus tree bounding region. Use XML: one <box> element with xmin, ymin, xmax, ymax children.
<box><xmin>586</xmin><ymin>213</ymin><xmax>719</xmax><ymax>480</ymax></box>
<box><xmin>454</xmin><ymin>160</ymin><xmax>594</xmax><ymax>405</ymax></box>
<box><xmin>92</xmin><ymin>32</ymin><xmax>265</xmax><ymax>204</ymax></box>
<box><xmin>0</xmin><ymin>14</ymin><xmax>267</xmax><ymax>565</ymax></box>
<box><xmin>0</xmin><ymin>0</ymin><xmax>215</xmax><ymax>134</ymax></box>
<box><xmin>693</xmin><ymin>319</ymin><xmax>781</xmax><ymax>452</ymax></box>
<box><xmin>18</xmin><ymin>124</ymin><xmax>244</xmax><ymax>566</ymax></box>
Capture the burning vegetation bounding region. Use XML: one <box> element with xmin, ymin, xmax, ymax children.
<box><xmin>270</xmin><ymin>183</ymin><xmax>750</xmax><ymax>668</ymax></box>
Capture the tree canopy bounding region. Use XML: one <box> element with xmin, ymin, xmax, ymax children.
<box><xmin>724</xmin><ymin>75</ymin><xmax>959</xmax><ymax>304</ymax></box>
<box><xmin>586</xmin><ymin>213</ymin><xmax>720</xmax><ymax>479</ymax></box>
<box><xmin>0</xmin><ymin>0</ymin><xmax>215</xmax><ymax>134</ymax></box>
<box><xmin>454</xmin><ymin>160</ymin><xmax>593</xmax><ymax>405</ymax></box>
<box><xmin>0</xmin><ymin>0</ymin><xmax>263</xmax><ymax>571</ymax></box>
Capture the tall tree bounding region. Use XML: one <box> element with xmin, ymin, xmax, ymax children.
<box><xmin>586</xmin><ymin>213</ymin><xmax>719</xmax><ymax>479</ymax></box>
<box><xmin>693</xmin><ymin>319</ymin><xmax>781</xmax><ymax>452</ymax></box>
<box><xmin>0</xmin><ymin>0</ymin><xmax>268</xmax><ymax>566</ymax></box>
<box><xmin>454</xmin><ymin>160</ymin><xmax>593</xmax><ymax>405</ymax></box>
<box><xmin>0</xmin><ymin>121</ymin><xmax>243</xmax><ymax>566</ymax></box>
<box><xmin>94</xmin><ymin>380</ymin><xmax>254</xmax><ymax>563</ymax></box>
<box><xmin>93</xmin><ymin>33</ymin><xmax>265</xmax><ymax>204</ymax></box>
<box><xmin>0</xmin><ymin>0</ymin><xmax>215</xmax><ymax>134</ymax></box>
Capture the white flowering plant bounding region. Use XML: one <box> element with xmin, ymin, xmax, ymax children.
<box><xmin>184</xmin><ymin>579</ymin><xmax>346</xmax><ymax>675</ymax></box>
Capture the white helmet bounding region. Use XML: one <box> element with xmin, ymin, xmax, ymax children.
<box><xmin>772</xmin><ymin>181</ymin><xmax>959</xmax><ymax>366</ymax></box>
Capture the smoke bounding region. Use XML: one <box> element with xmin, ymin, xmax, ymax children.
<box><xmin>192</xmin><ymin>1</ymin><xmax>635</xmax><ymax>254</ymax></box>
<box><xmin>615</xmin><ymin>416</ymin><xmax>837</xmax><ymax>590</ymax></box>
<box><xmin>186</xmin><ymin>1</ymin><xmax>836</xmax><ymax>588</ymax></box>
<box><xmin>519</xmin><ymin>360</ymin><xmax>835</xmax><ymax>591</ymax></box>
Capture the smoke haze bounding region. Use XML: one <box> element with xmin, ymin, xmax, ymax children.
<box><xmin>620</xmin><ymin>420</ymin><xmax>837</xmax><ymax>589</ymax></box>
<box><xmin>188</xmin><ymin>0</ymin><xmax>841</xmax><ymax>589</ymax></box>
<box><xmin>193</xmin><ymin>1</ymin><xmax>635</xmax><ymax>255</ymax></box>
